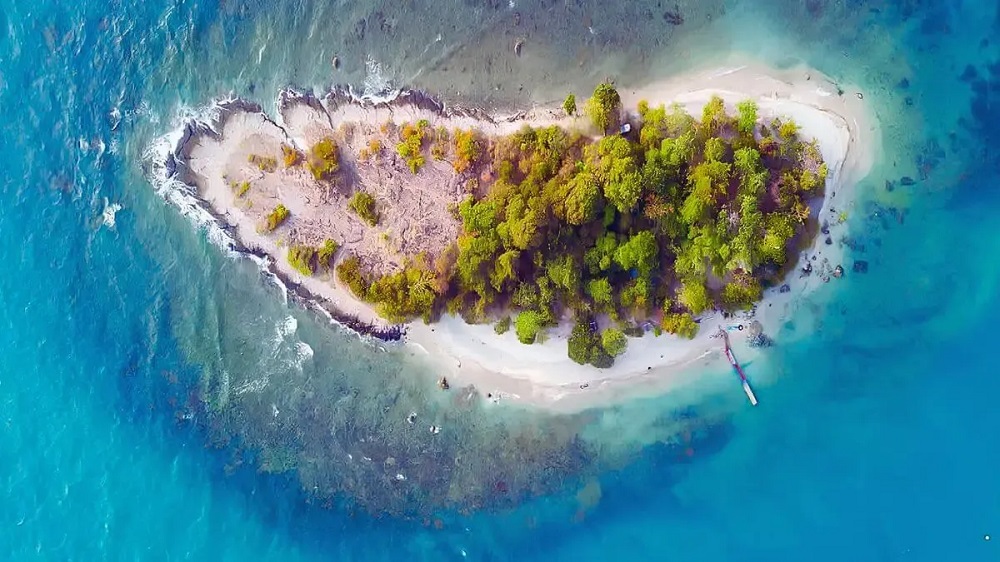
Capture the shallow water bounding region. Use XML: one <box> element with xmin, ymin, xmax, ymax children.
<box><xmin>1</xmin><ymin>0</ymin><xmax>999</xmax><ymax>559</ymax></box>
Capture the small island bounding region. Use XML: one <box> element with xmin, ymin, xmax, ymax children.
<box><xmin>167</xmin><ymin>62</ymin><xmax>873</xmax><ymax>408</ymax></box>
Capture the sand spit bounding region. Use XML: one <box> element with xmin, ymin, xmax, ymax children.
<box><xmin>160</xmin><ymin>60</ymin><xmax>879</xmax><ymax>412</ymax></box>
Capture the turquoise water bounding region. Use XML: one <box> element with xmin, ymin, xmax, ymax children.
<box><xmin>2</xmin><ymin>0</ymin><xmax>999</xmax><ymax>559</ymax></box>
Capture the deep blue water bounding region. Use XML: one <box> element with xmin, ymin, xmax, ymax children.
<box><xmin>1</xmin><ymin>0</ymin><xmax>999</xmax><ymax>559</ymax></box>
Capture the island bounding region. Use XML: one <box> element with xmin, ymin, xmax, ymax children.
<box><xmin>164</xmin><ymin>62</ymin><xmax>875</xmax><ymax>409</ymax></box>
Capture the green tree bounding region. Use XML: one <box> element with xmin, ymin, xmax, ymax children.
<box><xmin>568</xmin><ymin>320</ymin><xmax>597</xmax><ymax>364</ymax></box>
<box><xmin>515</xmin><ymin>310</ymin><xmax>545</xmax><ymax>344</ymax></box>
<box><xmin>563</xmin><ymin>94</ymin><xmax>577</xmax><ymax>116</ymax></box>
<box><xmin>600</xmin><ymin>328</ymin><xmax>628</xmax><ymax>357</ymax></box>
<box><xmin>546</xmin><ymin>255</ymin><xmax>580</xmax><ymax>293</ymax></box>
<box><xmin>490</xmin><ymin>249</ymin><xmax>520</xmax><ymax>291</ymax></box>
<box><xmin>586</xmin><ymin>277</ymin><xmax>614</xmax><ymax>309</ymax></box>
<box><xmin>700</xmin><ymin>95</ymin><xmax>726</xmax><ymax>133</ymax></box>
<box><xmin>584</xmin><ymin>232</ymin><xmax>618</xmax><ymax>274</ymax></box>
<box><xmin>562</xmin><ymin>172</ymin><xmax>601</xmax><ymax>225</ymax></box>
<box><xmin>613</xmin><ymin>230</ymin><xmax>659</xmax><ymax>276</ymax></box>
<box><xmin>704</xmin><ymin>137</ymin><xmax>726</xmax><ymax>162</ymax></box>
<box><xmin>721</xmin><ymin>276</ymin><xmax>763</xmax><ymax>310</ymax></box>
<box><xmin>736</xmin><ymin>100</ymin><xmax>758</xmax><ymax>136</ymax></box>
<box><xmin>678</xmin><ymin>280</ymin><xmax>711</xmax><ymax>315</ymax></box>
<box><xmin>734</xmin><ymin>147</ymin><xmax>763</xmax><ymax>177</ymax></box>
<box><xmin>585</xmin><ymin>82</ymin><xmax>621</xmax><ymax>132</ymax></box>
<box><xmin>760</xmin><ymin>213</ymin><xmax>795</xmax><ymax>264</ymax></box>
<box><xmin>661</xmin><ymin>312</ymin><xmax>699</xmax><ymax>339</ymax></box>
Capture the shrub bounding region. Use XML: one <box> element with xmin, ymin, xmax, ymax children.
<box><xmin>366</xmin><ymin>259</ymin><xmax>439</xmax><ymax>322</ymax></box>
<box><xmin>515</xmin><ymin>310</ymin><xmax>545</xmax><ymax>344</ymax></box>
<box><xmin>248</xmin><ymin>153</ymin><xmax>278</xmax><ymax>172</ymax></box>
<box><xmin>317</xmin><ymin>239</ymin><xmax>338</xmax><ymax>267</ymax></box>
<box><xmin>306</xmin><ymin>137</ymin><xmax>340</xmax><ymax>180</ymax></box>
<box><xmin>600</xmin><ymin>327</ymin><xmax>628</xmax><ymax>357</ymax></box>
<box><xmin>263</xmin><ymin>204</ymin><xmax>289</xmax><ymax>232</ymax></box>
<box><xmin>348</xmin><ymin>191</ymin><xmax>380</xmax><ymax>226</ymax></box>
<box><xmin>232</xmin><ymin>181</ymin><xmax>251</xmax><ymax>197</ymax></box>
<box><xmin>585</xmin><ymin>82</ymin><xmax>621</xmax><ymax>133</ymax></box>
<box><xmin>494</xmin><ymin>316</ymin><xmax>511</xmax><ymax>335</ymax></box>
<box><xmin>336</xmin><ymin>255</ymin><xmax>369</xmax><ymax>297</ymax></box>
<box><xmin>281</xmin><ymin>145</ymin><xmax>303</xmax><ymax>168</ymax></box>
<box><xmin>287</xmin><ymin>244</ymin><xmax>318</xmax><ymax>276</ymax></box>
<box><xmin>431</xmin><ymin>127</ymin><xmax>450</xmax><ymax>161</ymax></box>
<box><xmin>778</xmin><ymin>119</ymin><xmax>800</xmax><ymax>141</ymax></box>
<box><xmin>563</xmin><ymin>94</ymin><xmax>576</xmax><ymax>116</ymax></box>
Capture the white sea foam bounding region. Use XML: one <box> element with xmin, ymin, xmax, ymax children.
<box><xmin>141</xmin><ymin>100</ymin><xmax>240</xmax><ymax>258</ymax></box>
<box><xmin>357</xmin><ymin>56</ymin><xmax>401</xmax><ymax>103</ymax></box>
<box><xmin>101</xmin><ymin>198</ymin><xmax>122</xmax><ymax>229</ymax></box>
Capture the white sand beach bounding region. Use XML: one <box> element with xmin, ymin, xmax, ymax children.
<box><xmin>176</xmin><ymin>59</ymin><xmax>879</xmax><ymax>413</ymax></box>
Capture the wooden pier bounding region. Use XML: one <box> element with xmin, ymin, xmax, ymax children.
<box><xmin>718</xmin><ymin>328</ymin><xmax>759</xmax><ymax>406</ymax></box>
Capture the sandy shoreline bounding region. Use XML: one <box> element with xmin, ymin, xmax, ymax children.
<box><xmin>164</xmin><ymin>59</ymin><xmax>879</xmax><ymax>413</ymax></box>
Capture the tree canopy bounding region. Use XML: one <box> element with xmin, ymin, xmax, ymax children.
<box><xmin>308</xmin><ymin>88</ymin><xmax>825</xmax><ymax>368</ymax></box>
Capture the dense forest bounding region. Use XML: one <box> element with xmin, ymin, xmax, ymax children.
<box><xmin>331</xmin><ymin>84</ymin><xmax>826</xmax><ymax>367</ymax></box>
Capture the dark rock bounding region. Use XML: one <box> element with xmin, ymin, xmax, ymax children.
<box><xmin>821</xmin><ymin>220</ymin><xmax>830</xmax><ymax>235</ymax></box>
<box><xmin>663</xmin><ymin>8</ymin><xmax>684</xmax><ymax>25</ymax></box>
<box><xmin>438</xmin><ymin>377</ymin><xmax>450</xmax><ymax>390</ymax></box>
<box><xmin>898</xmin><ymin>78</ymin><xmax>910</xmax><ymax>89</ymax></box>
<box><xmin>853</xmin><ymin>260</ymin><xmax>869</xmax><ymax>273</ymax></box>
<box><xmin>905</xmin><ymin>96</ymin><xmax>913</xmax><ymax>106</ymax></box>
<box><xmin>779</xmin><ymin>284</ymin><xmax>791</xmax><ymax>293</ymax></box>
<box><xmin>900</xmin><ymin>176</ymin><xmax>916</xmax><ymax>186</ymax></box>
<box><xmin>825</xmin><ymin>236</ymin><xmax>833</xmax><ymax>245</ymax></box>
<box><xmin>885</xmin><ymin>179</ymin><xmax>895</xmax><ymax>192</ymax></box>
<box><xmin>833</xmin><ymin>265</ymin><xmax>844</xmax><ymax>278</ymax></box>
<box><xmin>802</xmin><ymin>262</ymin><xmax>813</xmax><ymax>275</ymax></box>
<box><xmin>961</xmin><ymin>64</ymin><xmax>979</xmax><ymax>81</ymax></box>
<box><xmin>856</xmin><ymin>92</ymin><xmax>864</xmax><ymax>99</ymax></box>
<box><xmin>747</xmin><ymin>321</ymin><xmax>770</xmax><ymax>348</ymax></box>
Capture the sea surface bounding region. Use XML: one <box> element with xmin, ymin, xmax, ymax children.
<box><xmin>1</xmin><ymin>0</ymin><xmax>998</xmax><ymax>559</ymax></box>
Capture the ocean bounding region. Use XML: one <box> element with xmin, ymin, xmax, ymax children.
<box><xmin>0</xmin><ymin>0</ymin><xmax>998</xmax><ymax>559</ymax></box>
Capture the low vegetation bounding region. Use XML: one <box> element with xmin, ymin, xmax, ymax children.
<box><xmin>262</xmin><ymin>203</ymin><xmax>290</xmax><ymax>232</ymax></box>
<box><xmin>230</xmin><ymin>180</ymin><xmax>251</xmax><ymax>197</ymax></box>
<box><xmin>396</xmin><ymin>119</ymin><xmax>429</xmax><ymax>173</ymax></box>
<box><xmin>348</xmin><ymin>191</ymin><xmax>379</xmax><ymax>226</ymax></box>
<box><xmin>248</xmin><ymin>153</ymin><xmax>278</xmax><ymax>172</ymax></box>
<box><xmin>306</xmin><ymin>137</ymin><xmax>340</xmax><ymax>181</ymax></box>
<box><xmin>282</xmin><ymin>144</ymin><xmax>303</xmax><ymax>168</ymax></box>
<box><xmin>287</xmin><ymin>239</ymin><xmax>339</xmax><ymax>276</ymax></box>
